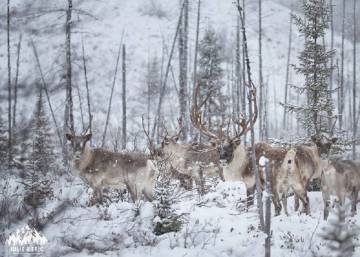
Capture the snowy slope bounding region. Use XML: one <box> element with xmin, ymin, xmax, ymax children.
<box><xmin>0</xmin><ymin>0</ymin><xmax>358</xmax><ymax>146</ymax></box>
<box><xmin>3</xmin><ymin>176</ymin><xmax>359</xmax><ymax>257</ymax></box>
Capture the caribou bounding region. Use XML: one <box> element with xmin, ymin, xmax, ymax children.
<box><xmin>272</xmin><ymin>134</ymin><xmax>337</xmax><ymax>215</ymax></box>
<box><xmin>66</xmin><ymin>131</ymin><xmax>155</xmax><ymax>203</ymax></box>
<box><xmin>189</xmin><ymin>82</ymin><xmax>260</xmax><ymax>203</ymax></box>
<box><xmin>320</xmin><ymin>159</ymin><xmax>360</xmax><ymax>220</ymax></box>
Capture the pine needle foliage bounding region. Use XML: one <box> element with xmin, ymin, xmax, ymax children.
<box><xmin>286</xmin><ymin>0</ymin><xmax>335</xmax><ymax>137</ymax></box>
<box><xmin>153</xmin><ymin>158</ymin><xmax>182</xmax><ymax>235</ymax></box>
<box><xmin>22</xmin><ymin>89</ymin><xmax>56</xmax><ymax>207</ymax></box>
<box><xmin>320</xmin><ymin>206</ymin><xmax>359</xmax><ymax>257</ymax></box>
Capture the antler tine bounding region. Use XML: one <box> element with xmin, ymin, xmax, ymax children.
<box><xmin>142</xmin><ymin>115</ymin><xmax>155</xmax><ymax>155</ymax></box>
<box><xmin>190</xmin><ymin>82</ymin><xmax>221</xmax><ymax>141</ymax></box>
<box><xmin>175</xmin><ymin>116</ymin><xmax>184</xmax><ymax>138</ymax></box>
<box><xmin>231</xmin><ymin>82</ymin><xmax>258</xmax><ymax>139</ymax></box>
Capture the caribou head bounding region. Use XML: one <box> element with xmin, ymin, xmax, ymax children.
<box><xmin>65</xmin><ymin>131</ymin><xmax>92</xmax><ymax>160</ymax></box>
<box><xmin>311</xmin><ymin>133</ymin><xmax>337</xmax><ymax>157</ymax></box>
<box><xmin>190</xmin><ymin>82</ymin><xmax>258</xmax><ymax>165</ymax></box>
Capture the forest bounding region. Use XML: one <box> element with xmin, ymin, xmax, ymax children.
<box><xmin>0</xmin><ymin>0</ymin><xmax>360</xmax><ymax>256</ymax></box>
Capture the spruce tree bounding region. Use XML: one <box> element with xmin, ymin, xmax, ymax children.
<box><xmin>30</xmin><ymin>89</ymin><xmax>57</xmax><ymax>175</ymax></box>
<box><xmin>23</xmin><ymin>89</ymin><xmax>55</xmax><ymax>207</ymax></box>
<box><xmin>198</xmin><ymin>27</ymin><xmax>227</xmax><ymax>133</ymax></box>
<box><xmin>0</xmin><ymin>111</ymin><xmax>7</xmax><ymax>167</ymax></box>
<box><xmin>287</xmin><ymin>0</ymin><xmax>335</xmax><ymax>137</ymax></box>
<box><xmin>320</xmin><ymin>206</ymin><xmax>358</xmax><ymax>257</ymax></box>
<box><xmin>153</xmin><ymin>159</ymin><xmax>182</xmax><ymax>235</ymax></box>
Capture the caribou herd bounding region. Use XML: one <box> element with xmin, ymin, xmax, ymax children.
<box><xmin>65</xmin><ymin>83</ymin><xmax>360</xmax><ymax>220</ymax></box>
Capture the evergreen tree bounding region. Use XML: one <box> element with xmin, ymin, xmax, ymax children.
<box><xmin>287</xmin><ymin>0</ymin><xmax>335</xmax><ymax>137</ymax></box>
<box><xmin>0</xmin><ymin>111</ymin><xmax>7</xmax><ymax>167</ymax></box>
<box><xmin>30</xmin><ymin>89</ymin><xmax>57</xmax><ymax>175</ymax></box>
<box><xmin>320</xmin><ymin>206</ymin><xmax>358</xmax><ymax>257</ymax></box>
<box><xmin>22</xmin><ymin>89</ymin><xmax>55</xmax><ymax>207</ymax></box>
<box><xmin>198</xmin><ymin>27</ymin><xmax>227</xmax><ymax>133</ymax></box>
<box><xmin>153</xmin><ymin>159</ymin><xmax>182</xmax><ymax>235</ymax></box>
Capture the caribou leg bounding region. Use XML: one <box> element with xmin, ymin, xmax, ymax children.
<box><xmin>294</xmin><ymin>194</ymin><xmax>300</xmax><ymax>212</ymax></box>
<box><xmin>351</xmin><ymin>188</ymin><xmax>359</xmax><ymax>217</ymax></box>
<box><xmin>246</xmin><ymin>186</ymin><xmax>255</xmax><ymax>208</ymax></box>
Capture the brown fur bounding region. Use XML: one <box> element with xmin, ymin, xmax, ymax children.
<box><xmin>321</xmin><ymin>160</ymin><xmax>360</xmax><ymax>219</ymax></box>
<box><xmin>67</xmin><ymin>134</ymin><xmax>155</xmax><ymax>203</ymax></box>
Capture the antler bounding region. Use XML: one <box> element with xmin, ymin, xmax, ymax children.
<box><xmin>232</xmin><ymin>82</ymin><xmax>258</xmax><ymax>139</ymax></box>
<box><xmin>142</xmin><ymin>115</ymin><xmax>156</xmax><ymax>156</ymax></box>
<box><xmin>190</xmin><ymin>82</ymin><xmax>221</xmax><ymax>141</ymax></box>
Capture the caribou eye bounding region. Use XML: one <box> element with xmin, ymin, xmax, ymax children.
<box><xmin>288</xmin><ymin>160</ymin><xmax>292</xmax><ymax>164</ymax></box>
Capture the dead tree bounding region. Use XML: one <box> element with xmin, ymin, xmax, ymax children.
<box><xmin>152</xmin><ymin>1</ymin><xmax>185</xmax><ymax>139</ymax></box>
<box><xmin>65</xmin><ymin>0</ymin><xmax>75</xmax><ymax>137</ymax></box>
<box><xmin>81</xmin><ymin>35</ymin><xmax>92</xmax><ymax>133</ymax></box>
<box><xmin>235</xmin><ymin>14</ymin><xmax>242</xmax><ymax>132</ymax></box>
<box><xmin>7</xmin><ymin>0</ymin><xmax>12</xmax><ymax>165</ymax></box>
<box><xmin>353</xmin><ymin>0</ymin><xmax>357</xmax><ymax>159</ymax></box>
<box><xmin>329</xmin><ymin>0</ymin><xmax>334</xmax><ymax>93</ymax></box>
<box><xmin>178</xmin><ymin>0</ymin><xmax>189</xmax><ymax>141</ymax></box>
<box><xmin>282</xmin><ymin>0</ymin><xmax>293</xmax><ymax>131</ymax></box>
<box><xmin>339</xmin><ymin>0</ymin><xmax>345</xmax><ymax>130</ymax></box>
<box><xmin>264</xmin><ymin>161</ymin><xmax>271</xmax><ymax>257</ymax></box>
<box><xmin>122</xmin><ymin>44</ymin><xmax>127</xmax><ymax>150</ymax></box>
<box><xmin>102</xmin><ymin>40</ymin><xmax>123</xmax><ymax>147</ymax></box>
<box><xmin>13</xmin><ymin>33</ymin><xmax>22</xmax><ymax>130</ymax></box>
<box><xmin>258</xmin><ymin>0</ymin><xmax>264</xmax><ymax>140</ymax></box>
<box><xmin>236</xmin><ymin>0</ymin><xmax>264</xmax><ymax>231</ymax></box>
<box><xmin>31</xmin><ymin>39</ymin><xmax>63</xmax><ymax>146</ymax></box>
<box><xmin>241</xmin><ymin>0</ymin><xmax>247</xmax><ymax>145</ymax></box>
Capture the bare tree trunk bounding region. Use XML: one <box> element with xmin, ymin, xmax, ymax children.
<box><xmin>7</xmin><ymin>0</ymin><xmax>12</xmax><ymax>165</ymax></box>
<box><xmin>13</xmin><ymin>33</ymin><xmax>22</xmax><ymax>130</ymax></box>
<box><xmin>258</xmin><ymin>0</ymin><xmax>263</xmax><ymax>141</ymax></box>
<box><xmin>81</xmin><ymin>35</ymin><xmax>92</xmax><ymax>133</ymax></box>
<box><xmin>193</xmin><ymin>0</ymin><xmax>201</xmax><ymax>141</ymax></box>
<box><xmin>31</xmin><ymin>39</ymin><xmax>63</xmax><ymax>146</ymax></box>
<box><xmin>264</xmin><ymin>161</ymin><xmax>271</xmax><ymax>257</ymax></box>
<box><xmin>122</xmin><ymin>44</ymin><xmax>127</xmax><ymax>150</ymax></box>
<box><xmin>339</xmin><ymin>0</ymin><xmax>345</xmax><ymax>130</ymax></box>
<box><xmin>282</xmin><ymin>0</ymin><xmax>293</xmax><ymax>131</ymax></box>
<box><xmin>65</xmin><ymin>0</ymin><xmax>74</xmax><ymax>136</ymax></box>
<box><xmin>152</xmin><ymin>1</ymin><xmax>185</xmax><ymax>139</ymax></box>
<box><xmin>353</xmin><ymin>0</ymin><xmax>357</xmax><ymax>159</ymax></box>
<box><xmin>329</xmin><ymin>0</ymin><xmax>334</xmax><ymax>93</ymax></box>
<box><xmin>241</xmin><ymin>0</ymin><xmax>247</xmax><ymax>145</ymax></box>
<box><xmin>236</xmin><ymin>15</ymin><xmax>241</xmax><ymax>128</ymax></box>
<box><xmin>75</xmin><ymin>84</ymin><xmax>85</xmax><ymax>131</ymax></box>
<box><xmin>102</xmin><ymin>40</ymin><xmax>123</xmax><ymax>147</ymax></box>
<box><xmin>178</xmin><ymin>0</ymin><xmax>189</xmax><ymax>141</ymax></box>
<box><xmin>237</xmin><ymin>0</ymin><xmax>265</xmax><ymax>231</ymax></box>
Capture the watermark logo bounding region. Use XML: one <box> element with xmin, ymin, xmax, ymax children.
<box><xmin>6</xmin><ymin>225</ymin><xmax>48</xmax><ymax>256</ymax></box>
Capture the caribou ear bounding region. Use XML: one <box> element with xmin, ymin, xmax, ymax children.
<box><xmin>84</xmin><ymin>133</ymin><xmax>92</xmax><ymax>142</ymax></box>
<box><xmin>311</xmin><ymin>135</ymin><xmax>317</xmax><ymax>143</ymax></box>
<box><xmin>65</xmin><ymin>133</ymin><xmax>73</xmax><ymax>141</ymax></box>
<box><xmin>173</xmin><ymin>135</ymin><xmax>180</xmax><ymax>142</ymax></box>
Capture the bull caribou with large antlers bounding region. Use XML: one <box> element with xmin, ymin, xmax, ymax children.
<box><xmin>190</xmin><ymin>82</ymin><xmax>260</xmax><ymax>203</ymax></box>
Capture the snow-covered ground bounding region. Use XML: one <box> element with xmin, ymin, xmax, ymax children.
<box><xmin>2</xmin><ymin>173</ymin><xmax>359</xmax><ymax>257</ymax></box>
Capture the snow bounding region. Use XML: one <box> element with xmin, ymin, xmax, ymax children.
<box><xmin>1</xmin><ymin>0</ymin><xmax>360</xmax><ymax>256</ymax></box>
<box><xmin>3</xmin><ymin>173</ymin><xmax>360</xmax><ymax>257</ymax></box>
